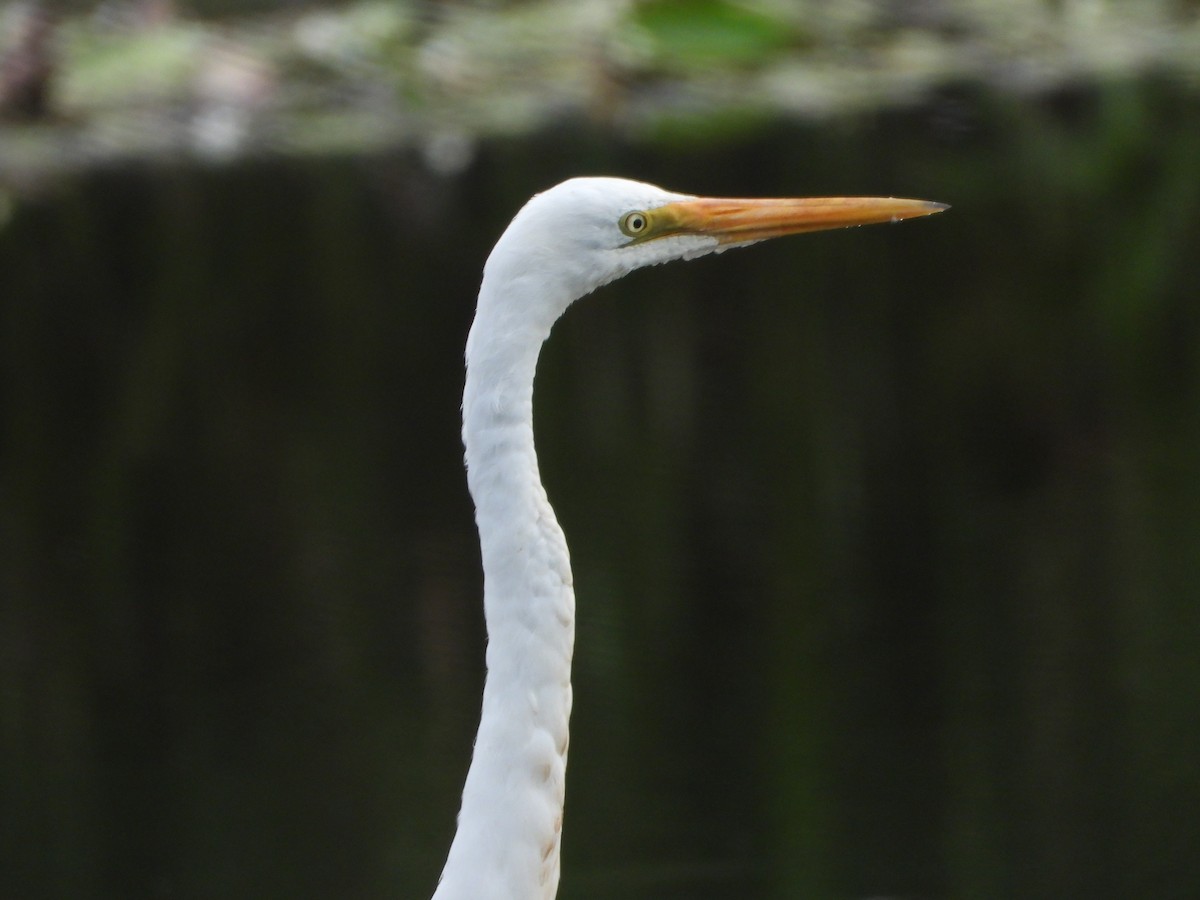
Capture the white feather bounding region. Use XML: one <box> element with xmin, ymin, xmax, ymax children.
<box><xmin>439</xmin><ymin>178</ymin><xmax>717</xmax><ymax>900</ymax></box>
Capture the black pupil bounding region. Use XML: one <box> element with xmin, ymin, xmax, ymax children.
<box><xmin>630</xmin><ymin>215</ymin><xmax>644</xmax><ymax>230</ymax></box>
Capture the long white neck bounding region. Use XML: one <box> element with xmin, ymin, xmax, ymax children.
<box><xmin>432</xmin><ymin>275</ymin><xmax>576</xmax><ymax>900</ymax></box>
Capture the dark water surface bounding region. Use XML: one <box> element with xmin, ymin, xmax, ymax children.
<box><xmin>2</xmin><ymin>79</ymin><xmax>1199</xmax><ymax>898</ymax></box>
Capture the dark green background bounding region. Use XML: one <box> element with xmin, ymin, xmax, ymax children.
<box><xmin>2</xmin><ymin>78</ymin><xmax>1199</xmax><ymax>898</ymax></box>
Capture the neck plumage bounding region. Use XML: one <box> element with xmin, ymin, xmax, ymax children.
<box><xmin>433</xmin><ymin>290</ymin><xmax>576</xmax><ymax>900</ymax></box>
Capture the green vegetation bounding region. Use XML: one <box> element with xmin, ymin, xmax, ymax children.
<box><xmin>2</xmin><ymin>0</ymin><xmax>1199</xmax><ymax>174</ymax></box>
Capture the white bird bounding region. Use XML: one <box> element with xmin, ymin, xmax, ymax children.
<box><xmin>433</xmin><ymin>177</ymin><xmax>947</xmax><ymax>900</ymax></box>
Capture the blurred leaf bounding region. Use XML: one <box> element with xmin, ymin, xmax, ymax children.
<box><xmin>60</xmin><ymin>24</ymin><xmax>206</xmax><ymax>108</ymax></box>
<box><xmin>632</xmin><ymin>0</ymin><xmax>793</xmax><ymax>69</ymax></box>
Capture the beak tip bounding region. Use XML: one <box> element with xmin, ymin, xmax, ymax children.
<box><xmin>889</xmin><ymin>200</ymin><xmax>949</xmax><ymax>224</ymax></box>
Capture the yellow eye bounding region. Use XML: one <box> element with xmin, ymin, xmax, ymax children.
<box><xmin>619</xmin><ymin>211</ymin><xmax>650</xmax><ymax>237</ymax></box>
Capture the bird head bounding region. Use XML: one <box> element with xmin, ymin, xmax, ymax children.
<box><xmin>476</xmin><ymin>176</ymin><xmax>946</xmax><ymax>339</ymax></box>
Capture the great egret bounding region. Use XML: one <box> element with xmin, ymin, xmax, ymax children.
<box><xmin>433</xmin><ymin>177</ymin><xmax>947</xmax><ymax>900</ymax></box>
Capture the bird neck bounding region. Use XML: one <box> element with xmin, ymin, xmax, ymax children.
<box><xmin>435</xmin><ymin>305</ymin><xmax>575</xmax><ymax>900</ymax></box>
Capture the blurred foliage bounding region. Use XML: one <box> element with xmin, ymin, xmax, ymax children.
<box><xmin>1</xmin><ymin>0</ymin><xmax>1199</xmax><ymax>175</ymax></box>
<box><xmin>631</xmin><ymin>0</ymin><xmax>795</xmax><ymax>69</ymax></box>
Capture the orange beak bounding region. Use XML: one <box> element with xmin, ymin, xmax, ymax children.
<box><xmin>655</xmin><ymin>195</ymin><xmax>949</xmax><ymax>244</ymax></box>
